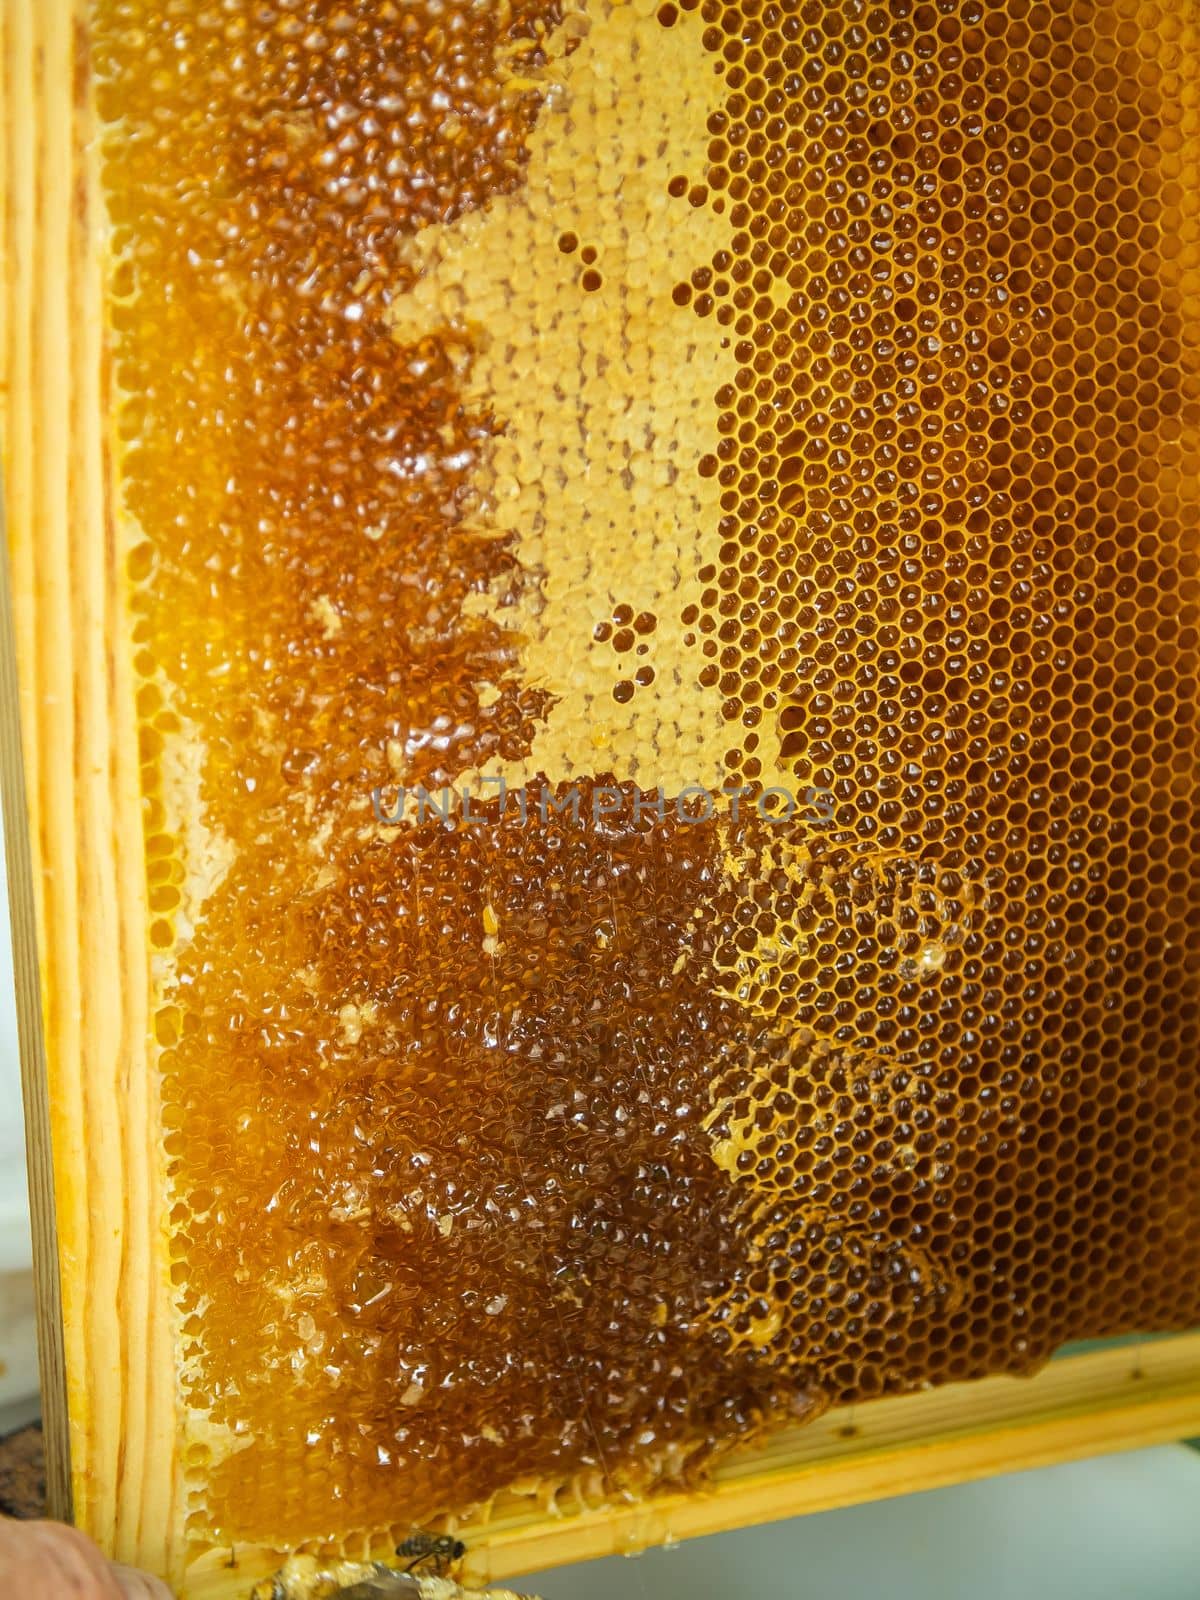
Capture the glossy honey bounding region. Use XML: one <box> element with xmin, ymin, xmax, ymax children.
<box><xmin>96</xmin><ymin>0</ymin><xmax>1200</xmax><ymax>1560</ymax></box>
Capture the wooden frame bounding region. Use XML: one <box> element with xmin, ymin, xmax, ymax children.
<box><xmin>1</xmin><ymin>0</ymin><xmax>181</xmax><ymax>1576</ymax></box>
<box><xmin>3</xmin><ymin>3</ymin><xmax>1200</xmax><ymax>1597</ymax></box>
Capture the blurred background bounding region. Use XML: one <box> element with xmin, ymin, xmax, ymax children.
<box><xmin>0</xmin><ymin>828</ymin><xmax>1197</xmax><ymax>1595</ymax></box>
<box><xmin>0</xmin><ymin>833</ymin><xmax>37</xmax><ymax>1441</ymax></box>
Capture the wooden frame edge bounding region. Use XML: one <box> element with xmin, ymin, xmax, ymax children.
<box><xmin>1</xmin><ymin>0</ymin><xmax>183</xmax><ymax>1576</ymax></box>
<box><xmin>0</xmin><ymin>0</ymin><xmax>73</xmax><ymax>1525</ymax></box>
<box><xmin>0</xmin><ymin>416</ymin><xmax>72</xmax><ymax>1524</ymax></box>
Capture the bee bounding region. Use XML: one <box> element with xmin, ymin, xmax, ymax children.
<box><xmin>395</xmin><ymin>1532</ymin><xmax>466</xmax><ymax>1575</ymax></box>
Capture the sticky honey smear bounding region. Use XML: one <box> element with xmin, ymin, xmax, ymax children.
<box><xmin>98</xmin><ymin>0</ymin><xmax>1200</xmax><ymax>1576</ymax></box>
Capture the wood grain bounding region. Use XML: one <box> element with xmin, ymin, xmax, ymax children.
<box><xmin>0</xmin><ymin>0</ymin><xmax>76</xmax><ymax>1532</ymax></box>
<box><xmin>0</xmin><ymin>0</ymin><xmax>182</xmax><ymax>1584</ymax></box>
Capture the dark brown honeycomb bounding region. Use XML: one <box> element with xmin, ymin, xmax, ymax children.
<box><xmin>96</xmin><ymin>0</ymin><xmax>1200</xmax><ymax>1566</ymax></box>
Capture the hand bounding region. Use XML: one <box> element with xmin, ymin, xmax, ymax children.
<box><xmin>0</xmin><ymin>1518</ymin><xmax>174</xmax><ymax>1596</ymax></box>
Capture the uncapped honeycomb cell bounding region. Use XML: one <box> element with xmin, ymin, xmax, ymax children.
<box><xmin>97</xmin><ymin>0</ymin><xmax>1200</xmax><ymax>1564</ymax></box>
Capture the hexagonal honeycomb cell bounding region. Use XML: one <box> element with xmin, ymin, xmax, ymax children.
<box><xmin>95</xmin><ymin>0</ymin><xmax>1200</xmax><ymax>1564</ymax></box>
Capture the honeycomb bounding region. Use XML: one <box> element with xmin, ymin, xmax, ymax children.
<box><xmin>95</xmin><ymin>0</ymin><xmax>1200</xmax><ymax>1566</ymax></box>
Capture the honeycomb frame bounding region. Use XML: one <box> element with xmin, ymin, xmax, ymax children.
<box><xmin>4</xmin><ymin>1</ymin><xmax>1200</xmax><ymax>1595</ymax></box>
